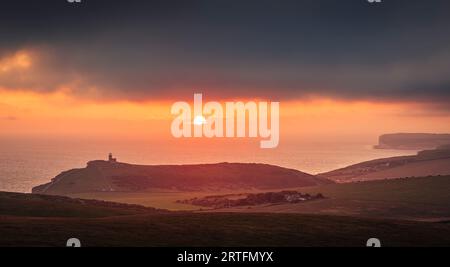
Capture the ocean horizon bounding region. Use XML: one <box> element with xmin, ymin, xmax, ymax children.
<box><xmin>0</xmin><ymin>136</ymin><xmax>417</xmax><ymax>193</ymax></box>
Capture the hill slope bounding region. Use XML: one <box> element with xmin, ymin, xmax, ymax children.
<box><xmin>1</xmin><ymin>191</ymin><xmax>450</xmax><ymax>247</ymax></box>
<box><xmin>319</xmin><ymin>147</ymin><xmax>450</xmax><ymax>182</ymax></box>
<box><xmin>216</xmin><ymin>175</ymin><xmax>450</xmax><ymax>221</ymax></box>
<box><xmin>0</xmin><ymin>191</ymin><xmax>160</xmax><ymax>218</ymax></box>
<box><xmin>32</xmin><ymin>161</ymin><xmax>332</xmax><ymax>194</ymax></box>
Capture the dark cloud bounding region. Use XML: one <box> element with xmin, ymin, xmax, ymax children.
<box><xmin>1</xmin><ymin>0</ymin><xmax>450</xmax><ymax>102</ymax></box>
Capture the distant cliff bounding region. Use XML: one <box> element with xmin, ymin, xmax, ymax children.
<box><xmin>374</xmin><ymin>133</ymin><xmax>450</xmax><ymax>150</ymax></box>
<box><xmin>32</xmin><ymin>161</ymin><xmax>332</xmax><ymax>195</ymax></box>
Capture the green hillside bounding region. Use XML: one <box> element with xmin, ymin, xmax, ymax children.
<box><xmin>0</xmin><ymin>191</ymin><xmax>160</xmax><ymax>218</ymax></box>
<box><xmin>220</xmin><ymin>176</ymin><xmax>450</xmax><ymax>221</ymax></box>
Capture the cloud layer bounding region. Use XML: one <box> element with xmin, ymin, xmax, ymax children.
<box><xmin>1</xmin><ymin>0</ymin><xmax>450</xmax><ymax>104</ymax></box>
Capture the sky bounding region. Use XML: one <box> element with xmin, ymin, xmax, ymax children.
<box><xmin>1</xmin><ymin>0</ymin><xmax>450</xmax><ymax>142</ymax></box>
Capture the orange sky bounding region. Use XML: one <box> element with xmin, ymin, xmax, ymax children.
<box><xmin>1</xmin><ymin>88</ymin><xmax>450</xmax><ymax>144</ymax></box>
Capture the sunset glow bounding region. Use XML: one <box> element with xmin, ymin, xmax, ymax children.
<box><xmin>1</xmin><ymin>88</ymin><xmax>449</xmax><ymax>143</ymax></box>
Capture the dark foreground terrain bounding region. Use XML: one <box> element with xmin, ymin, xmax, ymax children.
<box><xmin>1</xmin><ymin>192</ymin><xmax>450</xmax><ymax>247</ymax></box>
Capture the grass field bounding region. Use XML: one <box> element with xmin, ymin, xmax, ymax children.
<box><xmin>70</xmin><ymin>189</ymin><xmax>274</xmax><ymax>211</ymax></box>
<box><xmin>301</xmin><ymin>175</ymin><xmax>450</xmax><ymax>205</ymax></box>
<box><xmin>218</xmin><ymin>176</ymin><xmax>450</xmax><ymax>221</ymax></box>
<box><xmin>69</xmin><ymin>191</ymin><xmax>205</xmax><ymax>210</ymax></box>
<box><xmin>69</xmin><ymin>176</ymin><xmax>450</xmax><ymax>221</ymax></box>
<box><xmin>1</xmin><ymin>189</ymin><xmax>450</xmax><ymax>247</ymax></box>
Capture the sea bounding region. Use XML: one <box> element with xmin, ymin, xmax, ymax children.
<box><xmin>0</xmin><ymin>137</ymin><xmax>417</xmax><ymax>193</ymax></box>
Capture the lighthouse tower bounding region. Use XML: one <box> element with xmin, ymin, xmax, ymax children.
<box><xmin>108</xmin><ymin>153</ymin><xmax>117</xmax><ymax>163</ymax></box>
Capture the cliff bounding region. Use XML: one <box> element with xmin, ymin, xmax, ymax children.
<box><xmin>374</xmin><ymin>133</ymin><xmax>450</xmax><ymax>150</ymax></box>
<box><xmin>32</xmin><ymin>161</ymin><xmax>332</xmax><ymax>195</ymax></box>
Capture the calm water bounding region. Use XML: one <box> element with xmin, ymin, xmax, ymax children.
<box><xmin>0</xmin><ymin>137</ymin><xmax>417</xmax><ymax>193</ymax></box>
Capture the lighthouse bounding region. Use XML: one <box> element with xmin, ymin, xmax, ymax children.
<box><xmin>108</xmin><ymin>153</ymin><xmax>117</xmax><ymax>163</ymax></box>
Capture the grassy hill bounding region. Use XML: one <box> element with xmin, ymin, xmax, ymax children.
<box><xmin>67</xmin><ymin>176</ymin><xmax>450</xmax><ymax>222</ymax></box>
<box><xmin>33</xmin><ymin>161</ymin><xmax>331</xmax><ymax>195</ymax></box>
<box><xmin>319</xmin><ymin>147</ymin><xmax>450</xmax><ymax>182</ymax></box>
<box><xmin>2</xmin><ymin>186</ymin><xmax>450</xmax><ymax>246</ymax></box>
<box><xmin>218</xmin><ymin>176</ymin><xmax>450</xmax><ymax>221</ymax></box>
<box><xmin>0</xmin><ymin>191</ymin><xmax>161</xmax><ymax>218</ymax></box>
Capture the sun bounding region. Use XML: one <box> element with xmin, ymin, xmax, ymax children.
<box><xmin>193</xmin><ymin>115</ymin><xmax>207</xmax><ymax>125</ymax></box>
